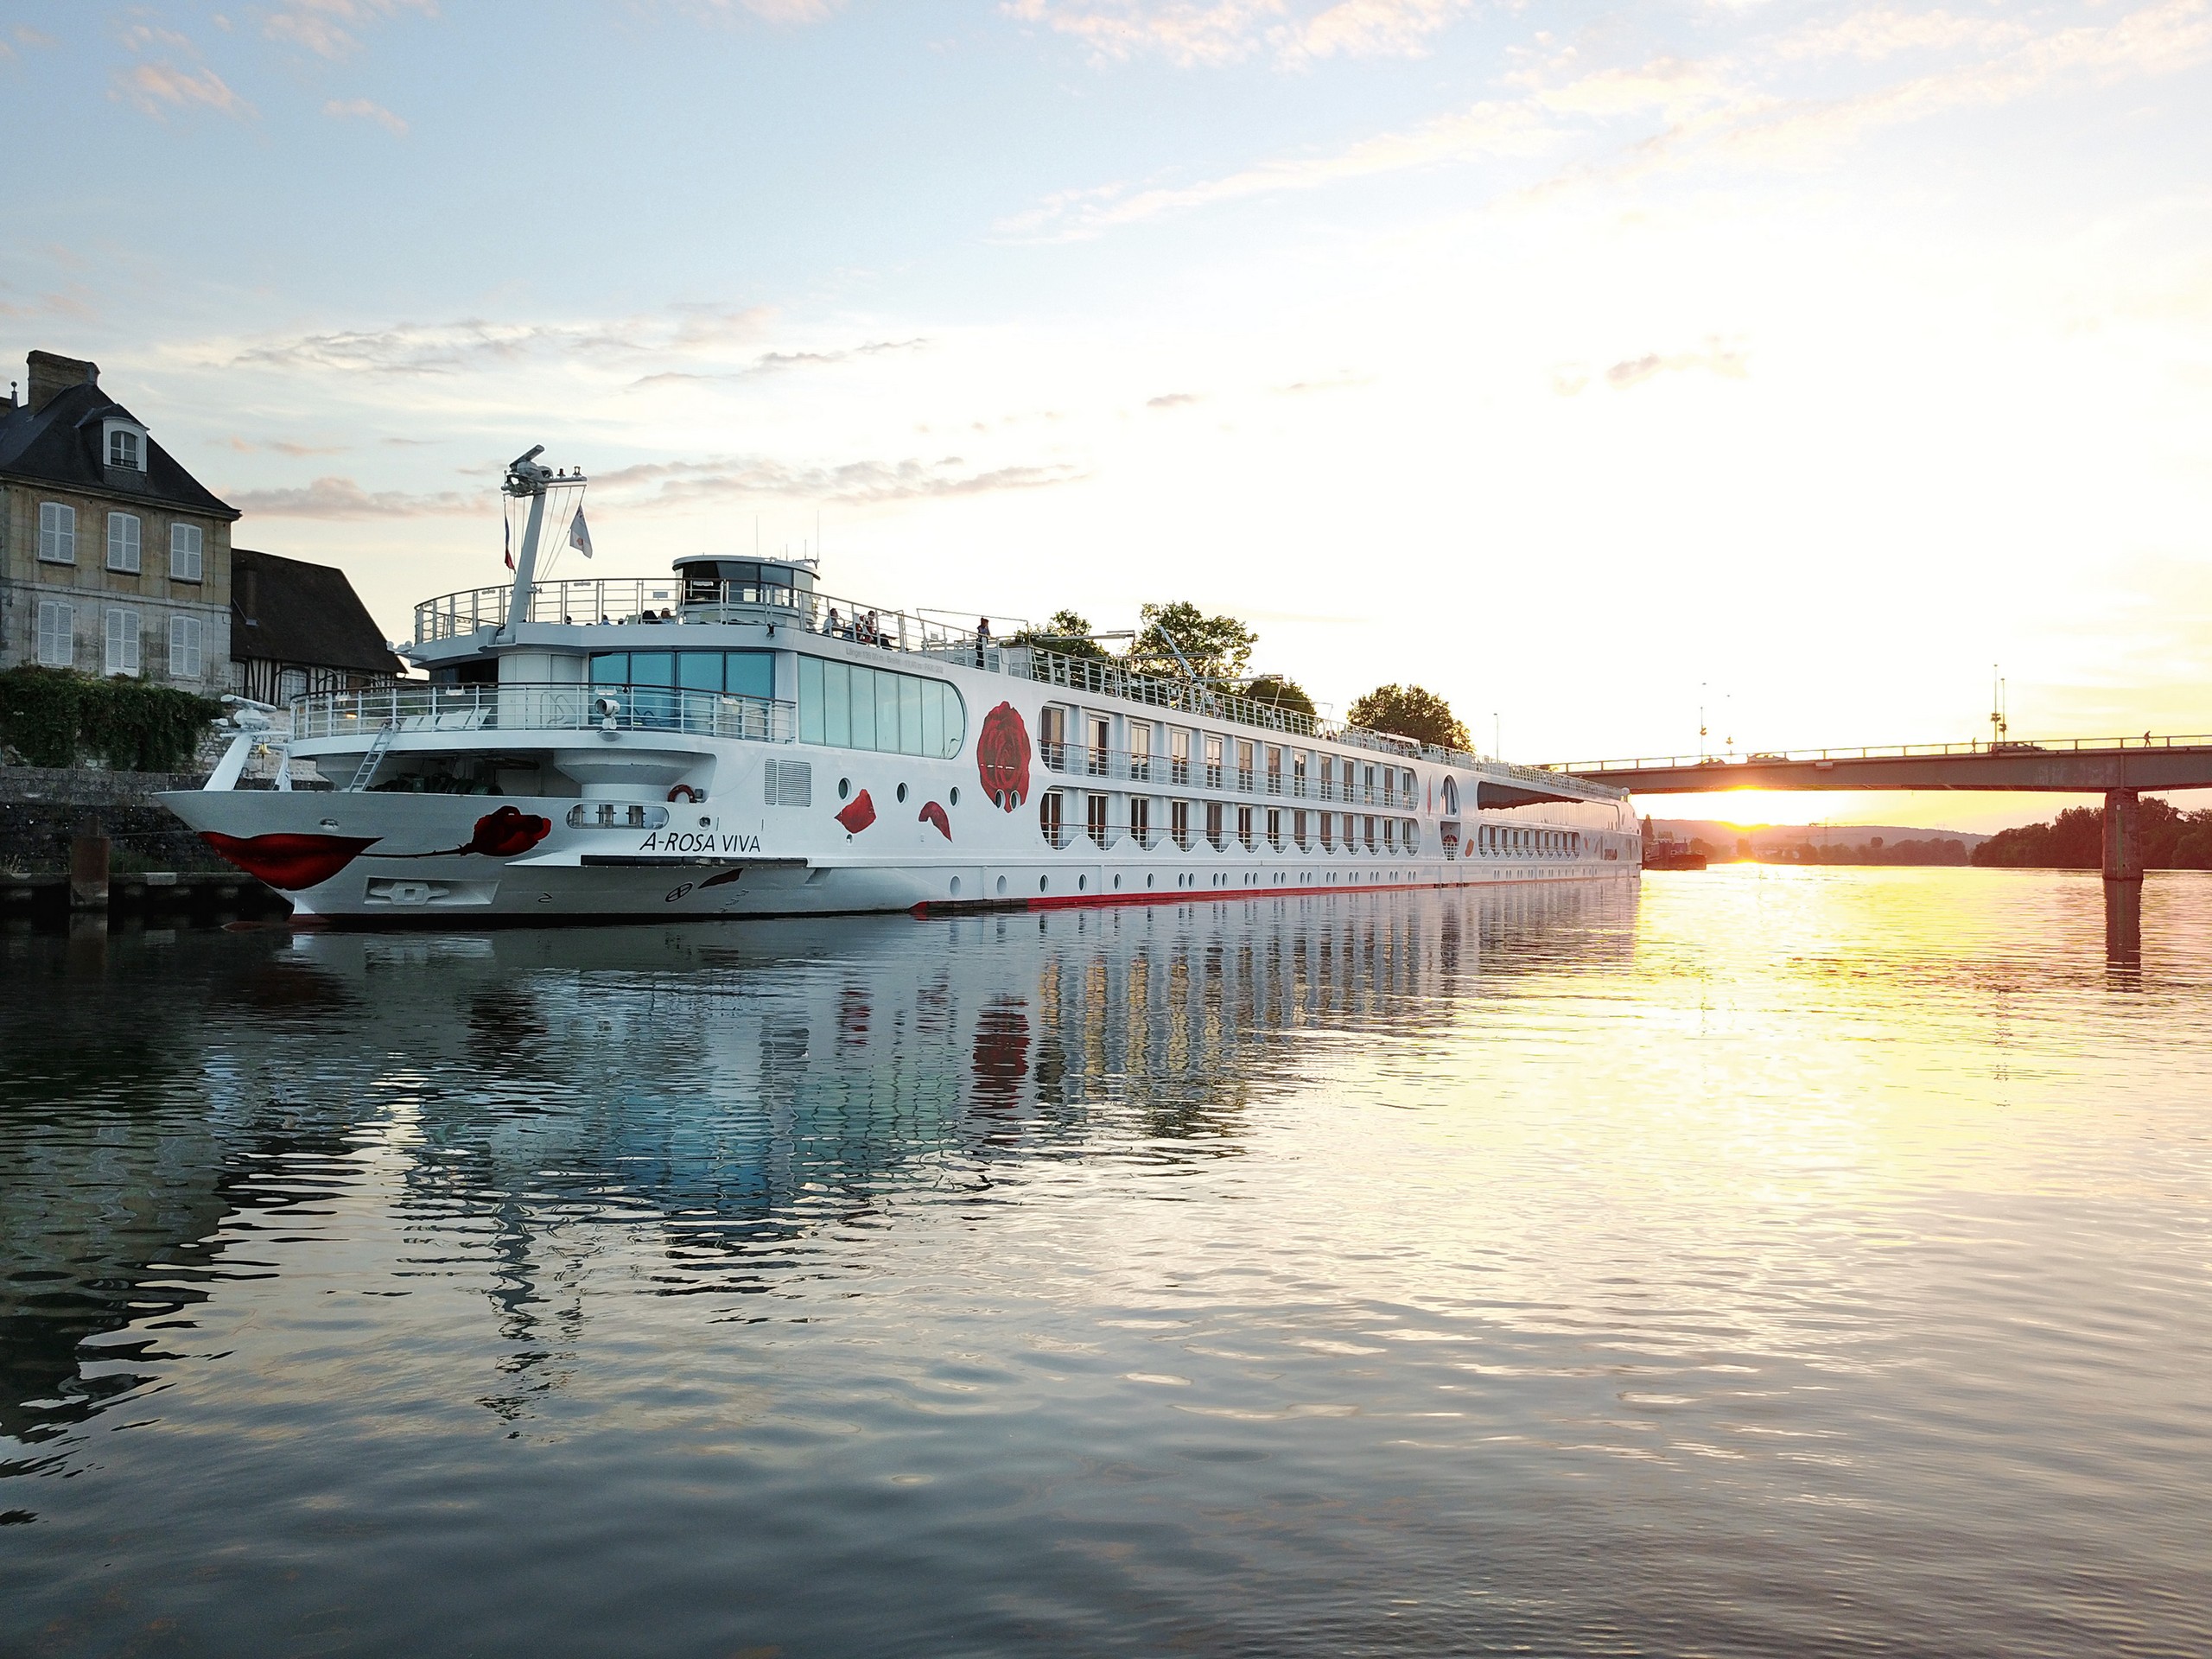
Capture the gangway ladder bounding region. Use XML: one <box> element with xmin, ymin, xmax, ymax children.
<box><xmin>346</xmin><ymin>721</ymin><xmax>399</xmax><ymax>792</ymax></box>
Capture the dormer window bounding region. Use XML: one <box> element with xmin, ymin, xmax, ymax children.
<box><xmin>101</xmin><ymin>417</ymin><xmax>149</xmax><ymax>473</ymax></box>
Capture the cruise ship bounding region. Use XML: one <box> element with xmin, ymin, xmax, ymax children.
<box><xmin>164</xmin><ymin>449</ymin><xmax>1638</xmax><ymax>922</ymax></box>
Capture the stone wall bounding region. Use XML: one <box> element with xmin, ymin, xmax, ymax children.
<box><xmin>1</xmin><ymin>764</ymin><xmax>222</xmax><ymax>872</ymax></box>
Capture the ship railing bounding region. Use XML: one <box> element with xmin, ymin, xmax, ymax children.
<box><xmin>1017</xmin><ymin>648</ymin><xmax>1325</xmax><ymax>738</ymax></box>
<box><xmin>1041</xmin><ymin>745</ymin><xmax>1421</xmax><ymax>807</ymax></box>
<box><xmin>290</xmin><ymin>683</ymin><xmax>796</xmax><ymax>744</ymax></box>
<box><xmin>412</xmin><ymin>576</ymin><xmax>1005</xmax><ymax>657</ymax></box>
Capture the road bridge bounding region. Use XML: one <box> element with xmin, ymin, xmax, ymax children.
<box><xmin>1541</xmin><ymin>733</ymin><xmax>2212</xmax><ymax>884</ymax></box>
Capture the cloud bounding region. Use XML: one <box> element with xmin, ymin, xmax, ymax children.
<box><xmin>1146</xmin><ymin>391</ymin><xmax>1203</xmax><ymax>408</ymax></box>
<box><xmin>667</xmin><ymin>0</ymin><xmax>848</xmax><ymax>20</ymax></box>
<box><xmin>1011</xmin><ymin>1</ymin><xmax>2212</xmax><ymax>239</ymax></box>
<box><xmin>112</xmin><ymin>60</ymin><xmax>252</xmax><ymax>120</ymax></box>
<box><xmin>230</xmin><ymin>305</ymin><xmax>778</xmax><ymax>374</ymax></box>
<box><xmin>226</xmin><ymin>436</ymin><xmax>349</xmax><ymax>456</ymax></box>
<box><xmin>324</xmin><ymin>96</ymin><xmax>407</xmax><ymax>135</ymax></box>
<box><xmin>264</xmin><ymin>0</ymin><xmax>437</xmax><ymax>60</ymax></box>
<box><xmin>228</xmin><ymin>475</ymin><xmax>475</xmax><ymax>517</ymax></box>
<box><xmin>1002</xmin><ymin>0</ymin><xmax>1284</xmax><ymax>67</ymax></box>
<box><xmin>1</xmin><ymin>24</ymin><xmax>57</xmax><ymax>60</ymax></box>
<box><xmin>1002</xmin><ymin>0</ymin><xmax>1471</xmax><ymax>66</ymax></box>
<box><xmin>1001</xmin><ymin>98</ymin><xmax>1549</xmax><ymax>236</ymax></box>
<box><xmin>1287</xmin><ymin>0</ymin><xmax>1471</xmax><ymax>62</ymax></box>
<box><xmin>630</xmin><ymin>336</ymin><xmax>927</xmax><ymax>387</ymax></box>
<box><xmin>592</xmin><ymin>453</ymin><xmax>1089</xmax><ymax>505</ymax></box>
<box><xmin>1777</xmin><ymin>8</ymin><xmax>2033</xmax><ymax>65</ymax></box>
<box><xmin>1573</xmin><ymin>340</ymin><xmax>1750</xmax><ymax>393</ymax></box>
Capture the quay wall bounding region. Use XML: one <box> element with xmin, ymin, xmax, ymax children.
<box><xmin>3</xmin><ymin>765</ymin><xmax>226</xmax><ymax>873</ymax></box>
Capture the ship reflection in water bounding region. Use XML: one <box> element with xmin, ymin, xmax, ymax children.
<box><xmin>3</xmin><ymin>872</ymin><xmax>2210</xmax><ymax>1656</ymax></box>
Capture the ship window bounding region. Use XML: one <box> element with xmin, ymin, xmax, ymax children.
<box><xmin>628</xmin><ymin>651</ymin><xmax>675</xmax><ymax>688</ymax></box>
<box><xmin>795</xmin><ymin>654</ymin><xmax>965</xmax><ymax>758</ymax></box>
<box><xmin>678</xmin><ymin>652</ymin><xmax>721</xmax><ymax>693</ymax></box>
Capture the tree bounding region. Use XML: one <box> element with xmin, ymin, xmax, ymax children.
<box><xmin>1128</xmin><ymin>601</ymin><xmax>1256</xmax><ymax>683</ymax></box>
<box><xmin>1346</xmin><ymin>683</ymin><xmax>1471</xmax><ymax>753</ymax></box>
<box><xmin>1008</xmin><ymin>608</ymin><xmax>1109</xmax><ymax>660</ymax></box>
<box><xmin>1241</xmin><ymin>675</ymin><xmax>1316</xmax><ymax>719</ymax></box>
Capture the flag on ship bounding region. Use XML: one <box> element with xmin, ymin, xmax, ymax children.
<box><xmin>503</xmin><ymin>511</ymin><xmax>513</xmax><ymax>571</ymax></box>
<box><xmin>569</xmin><ymin>508</ymin><xmax>594</xmax><ymax>559</ymax></box>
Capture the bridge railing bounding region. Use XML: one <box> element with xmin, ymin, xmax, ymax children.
<box><xmin>1546</xmin><ymin>734</ymin><xmax>2212</xmax><ymax>775</ymax></box>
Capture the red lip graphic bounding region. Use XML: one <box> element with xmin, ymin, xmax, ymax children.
<box><xmin>460</xmin><ymin>806</ymin><xmax>551</xmax><ymax>858</ymax></box>
<box><xmin>976</xmin><ymin>702</ymin><xmax>1031</xmax><ymax>811</ymax></box>
<box><xmin>202</xmin><ymin>831</ymin><xmax>378</xmax><ymax>891</ymax></box>
<box><xmin>836</xmin><ymin>790</ymin><xmax>877</xmax><ymax>834</ymax></box>
<box><xmin>918</xmin><ymin>801</ymin><xmax>951</xmax><ymax>839</ymax></box>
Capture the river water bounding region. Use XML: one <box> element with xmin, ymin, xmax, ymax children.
<box><xmin>3</xmin><ymin>868</ymin><xmax>2209</xmax><ymax>1657</ymax></box>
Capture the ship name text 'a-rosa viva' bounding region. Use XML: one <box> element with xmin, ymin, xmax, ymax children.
<box><xmin>165</xmin><ymin>448</ymin><xmax>1639</xmax><ymax>922</ymax></box>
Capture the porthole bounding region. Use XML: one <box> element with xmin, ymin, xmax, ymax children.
<box><xmin>838</xmin><ymin>777</ymin><xmax>851</xmax><ymax>799</ymax></box>
<box><xmin>1112</xmin><ymin>874</ymin><xmax>1121</xmax><ymax>889</ymax></box>
<box><xmin>1146</xmin><ymin>874</ymin><xmax>1154</xmax><ymax>888</ymax></box>
<box><xmin>995</xmin><ymin>874</ymin><xmax>1007</xmax><ymax>896</ymax></box>
<box><xmin>896</xmin><ymin>782</ymin><xmax>909</xmax><ymax>803</ymax></box>
<box><xmin>1039</xmin><ymin>875</ymin><xmax>1049</xmax><ymax>892</ymax></box>
<box><xmin>949</xmin><ymin>786</ymin><xmax>960</xmax><ymax>807</ymax></box>
<box><xmin>1078</xmin><ymin>874</ymin><xmax>1088</xmax><ymax>891</ymax></box>
<box><xmin>950</xmin><ymin>876</ymin><xmax>963</xmax><ymax>897</ymax></box>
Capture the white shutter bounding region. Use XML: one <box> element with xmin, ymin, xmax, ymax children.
<box><xmin>39</xmin><ymin>501</ymin><xmax>75</xmax><ymax>563</ymax></box>
<box><xmin>35</xmin><ymin>601</ymin><xmax>73</xmax><ymax>668</ymax></box>
<box><xmin>169</xmin><ymin>523</ymin><xmax>204</xmax><ymax>581</ymax></box>
<box><xmin>107</xmin><ymin>512</ymin><xmax>142</xmax><ymax>573</ymax></box>
<box><xmin>105</xmin><ymin>608</ymin><xmax>142</xmax><ymax>677</ymax></box>
<box><xmin>169</xmin><ymin>614</ymin><xmax>203</xmax><ymax>680</ymax></box>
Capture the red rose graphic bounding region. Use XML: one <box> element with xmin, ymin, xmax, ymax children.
<box><xmin>976</xmin><ymin>702</ymin><xmax>1031</xmax><ymax>812</ymax></box>
<box><xmin>464</xmin><ymin>806</ymin><xmax>552</xmax><ymax>857</ymax></box>
<box><xmin>918</xmin><ymin>801</ymin><xmax>951</xmax><ymax>839</ymax></box>
<box><xmin>202</xmin><ymin>831</ymin><xmax>378</xmax><ymax>891</ymax></box>
<box><xmin>836</xmin><ymin>789</ymin><xmax>877</xmax><ymax>834</ymax></box>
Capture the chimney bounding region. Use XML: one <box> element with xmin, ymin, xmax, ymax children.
<box><xmin>27</xmin><ymin>351</ymin><xmax>99</xmax><ymax>413</ymax></box>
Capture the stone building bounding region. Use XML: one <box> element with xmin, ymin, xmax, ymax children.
<box><xmin>0</xmin><ymin>350</ymin><xmax>238</xmax><ymax>695</ymax></box>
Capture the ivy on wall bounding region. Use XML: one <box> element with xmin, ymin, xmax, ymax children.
<box><xmin>0</xmin><ymin>668</ymin><xmax>223</xmax><ymax>772</ymax></box>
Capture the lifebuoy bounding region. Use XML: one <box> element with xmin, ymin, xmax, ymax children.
<box><xmin>667</xmin><ymin>784</ymin><xmax>702</xmax><ymax>804</ymax></box>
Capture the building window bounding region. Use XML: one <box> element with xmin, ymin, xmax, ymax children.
<box><xmin>1236</xmin><ymin>740</ymin><xmax>1255</xmax><ymax>791</ymax></box>
<box><xmin>1129</xmin><ymin>722</ymin><xmax>1153</xmax><ymax>782</ymax></box>
<box><xmin>1169</xmin><ymin>728</ymin><xmax>1191</xmax><ymax>785</ymax></box>
<box><xmin>1237</xmin><ymin>804</ymin><xmax>1255</xmax><ymax>850</ymax></box>
<box><xmin>1171</xmin><ymin>798</ymin><xmax>1192</xmax><ymax>849</ymax></box>
<box><xmin>1320</xmin><ymin>812</ymin><xmax>1335</xmax><ymax>850</ymax></box>
<box><xmin>1206</xmin><ymin>801</ymin><xmax>1226</xmax><ymax>850</ymax></box>
<box><xmin>1204</xmin><ymin>734</ymin><xmax>1224</xmax><ymax>790</ymax></box>
<box><xmin>1039</xmin><ymin>791</ymin><xmax>1066</xmax><ymax>848</ymax></box>
<box><xmin>1131</xmin><ymin>796</ymin><xmax>1151</xmax><ymax>847</ymax></box>
<box><xmin>1086</xmin><ymin>793</ymin><xmax>1109</xmax><ymax>847</ymax></box>
<box><xmin>169</xmin><ymin>614</ymin><xmax>203</xmax><ymax>680</ymax></box>
<box><xmin>104</xmin><ymin>607</ymin><xmax>142</xmax><ymax>677</ymax></box>
<box><xmin>38</xmin><ymin>501</ymin><xmax>76</xmax><ymax>564</ymax></box>
<box><xmin>107</xmin><ymin>512</ymin><xmax>143</xmax><ymax>574</ymax></box>
<box><xmin>35</xmin><ymin>601</ymin><xmax>73</xmax><ymax>668</ymax></box>
<box><xmin>1294</xmin><ymin>810</ymin><xmax>1309</xmax><ymax>852</ymax></box>
<box><xmin>1268</xmin><ymin>808</ymin><xmax>1283</xmax><ymax>851</ymax></box>
<box><xmin>170</xmin><ymin>523</ymin><xmax>205</xmax><ymax>582</ymax></box>
<box><xmin>109</xmin><ymin>429</ymin><xmax>141</xmax><ymax>469</ymax></box>
<box><xmin>1088</xmin><ymin>716</ymin><xmax>1110</xmax><ymax>777</ymax></box>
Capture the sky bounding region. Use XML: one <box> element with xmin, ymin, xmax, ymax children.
<box><xmin>3</xmin><ymin>0</ymin><xmax>2209</xmax><ymax>831</ymax></box>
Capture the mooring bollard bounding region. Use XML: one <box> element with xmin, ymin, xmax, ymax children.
<box><xmin>69</xmin><ymin>832</ymin><xmax>110</xmax><ymax>911</ymax></box>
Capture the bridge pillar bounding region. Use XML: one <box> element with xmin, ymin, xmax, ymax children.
<box><xmin>2103</xmin><ymin>789</ymin><xmax>2143</xmax><ymax>883</ymax></box>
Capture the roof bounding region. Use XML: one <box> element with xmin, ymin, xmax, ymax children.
<box><xmin>232</xmin><ymin>547</ymin><xmax>402</xmax><ymax>677</ymax></box>
<box><xmin>0</xmin><ymin>381</ymin><xmax>238</xmax><ymax>519</ymax></box>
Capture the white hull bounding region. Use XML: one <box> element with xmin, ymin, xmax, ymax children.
<box><xmin>168</xmin><ymin>542</ymin><xmax>1639</xmax><ymax>925</ymax></box>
